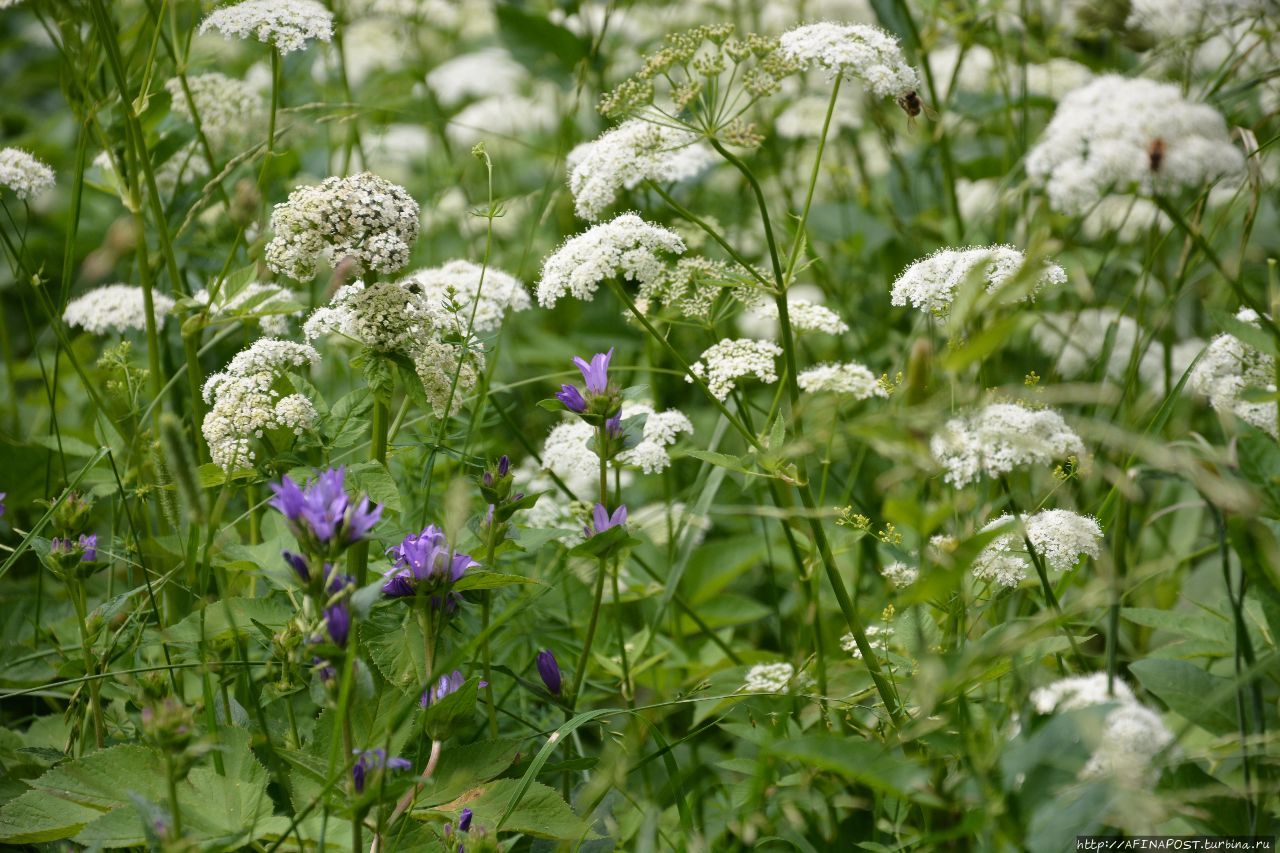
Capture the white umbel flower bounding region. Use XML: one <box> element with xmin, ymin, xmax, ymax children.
<box><xmin>755</xmin><ymin>299</ymin><xmax>849</xmax><ymax>335</ymax></box>
<box><xmin>266</xmin><ymin>172</ymin><xmax>420</xmax><ymax>282</ymax></box>
<box><xmin>931</xmin><ymin>403</ymin><xmax>1084</xmax><ymax>487</ymax></box>
<box><xmin>688</xmin><ymin>338</ymin><xmax>783</xmax><ymax>401</ymax></box>
<box><xmin>0</xmin><ymin>148</ymin><xmax>55</xmax><ymax>200</ymax></box>
<box><xmin>202</xmin><ymin>339</ymin><xmax>320</xmax><ymax>470</ymax></box>
<box><xmin>882</xmin><ymin>561</ymin><xmax>917</xmax><ymax>588</ymax></box>
<box><xmin>617</xmin><ymin>403</ymin><xmax>694</xmax><ymax>474</ymax></box>
<box><xmin>399</xmin><ymin>260</ymin><xmax>531</xmax><ymax>334</ymax></box>
<box><xmin>1026</xmin><ymin>75</ymin><xmax>1245</xmax><ymax>215</ymax></box>
<box><xmin>165</xmin><ymin>73</ymin><xmax>263</xmax><ymax>148</ymax></box>
<box><xmin>840</xmin><ymin>624</ymin><xmax>893</xmax><ymax>660</ymax></box>
<box><xmin>193</xmin><ymin>282</ymin><xmax>301</xmax><ymax>337</ymax></box>
<box><xmin>972</xmin><ymin>509</ymin><xmax>1103</xmax><ymax>587</ymax></box>
<box><xmin>446</xmin><ymin>94</ymin><xmax>558</xmax><ymax>147</ymax></box>
<box><xmin>1127</xmin><ymin>0</ymin><xmax>1270</xmax><ymax>40</ymax></box>
<box><xmin>891</xmin><ymin>245</ymin><xmax>1066</xmax><ymax>317</ymax></box>
<box><xmin>536</xmin><ymin>213</ymin><xmax>685</xmax><ymax>308</ymax></box>
<box><xmin>741</xmin><ymin>662</ymin><xmax>798</xmax><ymax>693</ymax></box>
<box><xmin>1031</xmin><ymin>673</ymin><xmax>1174</xmax><ymax>787</ymax></box>
<box><xmin>63</xmin><ymin>284</ymin><xmax>176</xmax><ymax>336</ymax></box>
<box><xmin>798</xmin><ymin>362</ymin><xmax>885</xmax><ymax>399</ymax></box>
<box><xmin>568</xmin><ymin>120</ymin><xmax>716</xmax><ymax>221</ymax></box>
<box><xmin>1187</xmin><ymin>308</ymin><xmax>1277</xmax><ymax>438</ymax></box>
<box><xmin>199</xmin><ymin>0</ymin><xmax>334</xmax><ymax>54</ymax></box>
<box><xmin>541</xmin><ymin>402</ymin><xmax>691</xmax><ymax>481</ymax></box>
<box><xmin>777</xmin><ymin>22</ymin><xmax>919</xmax><ymax>100</ymax></box>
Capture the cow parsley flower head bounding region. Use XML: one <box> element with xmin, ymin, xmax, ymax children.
<box><xmin>398</xmin><ymin>260</ymin><xmax>531</xmax><ymax>334</ymax></box>
<box><xmin>266</xmin><ymin>172</ymin><xmax>421</xmax><ymax>282</ymax></box>
<box><xmin>568</xmin><ymin>120</ymin><xmax>717</xmax><ymax>221</ymax></box>
<box><xmin>63</xmin><ymin>284</ymin><xmax>176</xmax><ymax>335</ymax></box>
<box><xmin>841</xmin><ymin>624</ymin><xmax>893</xmax><ymax>660</ymax></box>
<box><xmin>882</xmin><ymin>561</ymin><xmax>917</xmax><ymax>588</ymax></box>
<box><xmin>931</xmin><ymin>403</ymin><xmax>1085</xmax><ymax>487</ymax></box>
<box><xmin>199</xmin><ymin>0</ymin><xmax>334</xmax><ymax>54</ymax></box>
<box><xmin>755</xmin><ymin>299</ymin><xmax>849</xmax><ymax>335</ymax></box>
<box><xmin>777</xmin><ymin>22</ymin><xmax>920</xmax><ymax>100</ymax></box>
<box><xmin>1187</xmin><ymin>308</ymin><xmax>1277</xmax><ymax>438</ymax></box>
<box><xmin>165</xmin><ymin>73</ymin><xmax>263</xmax><ymax>148</ymax></box>
<box><xmin>618</xmin><ymin>403</ymin><xmax>694</xmax><ymax>474</ymax></box>
<box><xmin>536</xmin><ymin>213</ymin><xmax>685</xmax><ymax>308</ymax></box>
<box><xmin>972</xmin><ymin>509</ymin><xmax>1103</xmax><ymax>587</ymax></box>
<box><xmin>742</xmin><ymin>662</ymin><xmax>799</xmax><ymax>693</ymax></box>
<box><xmin>636</xmin><ymin>258</ymin><xmax>740</xmax><ymax>321</ymax></box>
<box><xmin>1026</xmin><ymin>75</ymin><xmax>1245</xmax><ymax>215</ymax></box>
<box><xmin>798</xmin><ymin>362</ymin><xmax>886</xmax><ymax>399</ymax></box>
<box><xmin>891</xmin><ymin>245</ymin><xmax>1067</xmax><ymax>317</ymax></box>
<box><xmin>1031</xmin><ymin>673</ymin><xmax>1174</xmax><ymax>787</ymax></box>
<box><xmin>688</xmin><ymin>338</ymin><xmax>782</xmax><ymax>401</ymax></box>
<box><xmin>427</xmin><ymin>48</ymin><xmax>528</xmax><ymax>107</ymax></box>
<box><xmin>1126</xmin><ymin>0</ymin><xmax>1270</xmax><ymax>40</ymax></box>
<box><xmin>0</xmin><ymin>148</ymin><xmax>55</xmax><ymax>200</ymax></box>
<box><xmin>541</xmin><ymin>401</ymin><xmax>692</xmax><ymax>479</ymax></box>
<box><xmin>193</xmin><ymin>282</ymin><xmax>302</xmax><ymax>337</ymax></box>
<box><xmin>203</xmin><ymin>339</ymin><xmax>320</xmax><ymax>470</ymax></box>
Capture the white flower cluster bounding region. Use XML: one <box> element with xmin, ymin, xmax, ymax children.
<box><xmin>540</xmin><ymin>401</ymin><xmax>693</xmax><ymax>481</ymax></box>
<box><xmin>412</xmin><ymin>337</ymin><xmax>486</xmax><ymax>419</ymax></box>
<box><xmin>931</xmin><ymin>403</ymin><xmax>1084</xmax><ymax>487</ymax></box>
<box><xmin>1030</xmin><ymin>673</ymin><xmax>1175</xmax><ymax>786</ymax></box>
<box><xmin>1187</xmin><ymin>309</ymin><xmax>1277</xmax><ymax>438</ymax></box>
<box><xmin>637</xmin><ymin>258</ymin><xmax>742</xmax><ymax>321</ymax></box>
<box><xmin>536</xmin><ymin>213</ymin><xmax>685</xmax><ymax>308</ymax></box>
<box><xmin>688</xmin><ymin>338</ymin><xmax>783</xmax><ymax>401</ymax></box>
<box><xmin>1026</xmin><ymin>75</ymin><xmax>1245</xmax><ymax>215</ymax></box>
<box><xmin>426</xmin><ymin>48</ymin><xmax>528</xmax><ymax>108</ymax></box>
<box><xmin>193</xmin><ymin>282</ymin><xmax>302</xmax><ymax>337</ymax></box>
<box><xmin>1038</xmin><ymin>309</ymin><xmax>1203</xmax><ymax>392</ymax></box>
<box><xmin>63</xmin><ymin>284</ymin><xmax>176</xmax><ymax>336</ymax></box>
<box><xmin>881</xmin><ymin>561</ymin><xmax>917</xmax><ymax>589</ymax></box>
<box><xmin>165</xmin><ymin>73</ymin><xmax>263</xmax><ymax>148</ymax></box>
<box><xmin>0</xmin><ymin>147</ymin><xmax>55</xmax><ymax>200</ymax></box>
<box><xmin>568</xmin><ymin>120</ymin><xmax>717</xmax><ymax>221</ymax></box>
<box><xmin>841</xmin><ymin>624</ymin><xmax>893</xmax><ymax>660</ymax></box>
<box><xmin>798</xmin><ymin>361</ymin><xmax>885</xmax><ymax>399</ymax></box>
<box><xmin>972</xmin><ymin>510</ymin><xmax>1103</xmax><ymax>588</ymax></box>
<box><xmin>891</xmin><ymin>245</ymin><xmax>1066</xmax><ymax>317</ymax></box>
<box><xmin>202</xmin><ymin>339</ymin><xmax>320</xmax><ymax>470</ymax></box>
<box><xmin>398</xmin><ymin>260</ymin><xmax>531</xmax><ymax>334</ymax></box>
<box><xmin>199</xmin><ymin>0</ymin><xmax>334</xmax><ymax>54</ymax></box>
<box><xmin>266</xmin><ymin>172</ymin><xmax>420</xmax><ymax>282</ymax></box>
<box><xmin>742</xmin><ymin>662</ymin><xmax>800</xmax><ymax>693</ymax></box>
<box><xmin>777</xmin><ymin>22</ymin><xmax>920</xmax><ymax>100</ymax></box>
<box><xmin>753</xmin><ymin>299</ymin><xmax>849</xmax><ymax>335</ymax></box>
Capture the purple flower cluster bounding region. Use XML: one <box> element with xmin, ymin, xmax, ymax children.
<box><xmin>382</xmin><ymin>525</ymin><xmax>476</xmax><ymax>611</ymax></box>
<box><xmin>51</xmin><ymin>533</ymin><xmax>98</xmax><ymax>562</ymax></box>
<box><xmin>441</xmin><ymin>807</ymin><xmax>474</xmax><ymax>850</ymax></box>
<box><xmin>351</xmin><ymin>748</ymin><xmax>412</xmax><ymax>794</ymax></box>
<box><xmin>556</xmin><ymin>348</ymin><xmax>620</xmax><ymax>420</ymax></box>
<box><xmin>269</xmin><ymin>467</ymin><xmax>382</xmax><ymax>555</ymax></box>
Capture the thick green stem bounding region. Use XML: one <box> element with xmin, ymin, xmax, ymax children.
<box><xmin>351</xmin><ymin>400</ymin><xmax>389</xmax><ymax>587</ymax></box>
<box><xmin>163</xmin><ymin>752</ymin><xmax>184</xmax><ymax>839</ymax></box>
<box><xmin>569</xmin><ymin>557</ymin><xmax>609</xmax><ymax>707</ymax></box>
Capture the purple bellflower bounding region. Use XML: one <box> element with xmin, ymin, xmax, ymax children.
<box><xmin>382</xmin><ymin>525</ymin><xmax>476</xmax><ymax>610</ymax></box>
<box><xmin>269</xmin><ymin>467</ymin><xmax>382</xmax><ymax>553</ymax></box>
<box><xmin>351</xmin><ymin>748</ymin><xmax>412</xmax><ymax>793</ymax></box>
<box><xmin>584</xmin><ymin>503</ymin><xmax>627</xmax><ymax>539</ymax></box>
<box><xmin>51</xmin><ymin>533</ymin><xmax>97</xmax><ymax>562</ymax></box>
<box><xmin>557</xmin><ymin>348</ymin><xmax>616</xmax><ymax>416</ymax></box>
<box><xmin>419</xmin><ymin>669</ymin><xmax>487</xmax><ymax>707</ymax></box>
<box><xmin>536</xmin><ymin>650</ymin><xmax>562</xmax><ymax>696</ymax></box>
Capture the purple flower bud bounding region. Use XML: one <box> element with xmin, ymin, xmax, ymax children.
<box><xmin>536</xmin><ymin>649</ymin><xmax>562</xmax><ymax>696</ymax></box>
<box><xmin>351</xmin><ymin>748</ymin><xmax>410</xmax><ymax>794</ymax></box>
<box><xmin>313</xmin><ymin>656</ymin><xmax>336</xmax><ymax>682</ymax></box>
<box><xmin>573</xmin><ymin>348</ymin><xmax>614</xmax><ymax>395</ymax></box>
<box><xmin>555</xmin><ymin>384</ymin><xmax>587</xmax><ymax>413</ymax></box>
<box><xmin>482</xmin><ymin>471</ymin><xmax>493</xmax><ymax>488</ymax></box>
<box><xmin>498</xmin><ymin>455</ymin><xmax>510</xmax><ymax>477</ymax></box>
<box><xmin>420</xmin><ymin>670</ymin><xmax>467</xmax><ymax>707</ymax></box>
<box><xmin>0</xmin><ymin>491</ymin><xmax>7</xmax><ymax>518</ymax></box>
<box><xmin>458</xmin><ymin>807</ymin><xmax>473</xmax><ymax>832</ymax></box>
<box><xmin>78</xmin><ymin>534</ymin><xmax>97</xmax><ymax>562</ymax></box>
<box><xmin>283</xmin><ymin>551</ymin><xmax>311</xmax><ymax>583</ymax></box>
<box><xmin>584</xmin><ymin>503</ymin><xmax>627</xmax><ymax>538</ymax></box>
<box><xmin>605</xmin><ymin>411</ymin><xmax>623</xmax><ymax>438</ymax></box>
<box><xmin>324</xmin><ymin>603</ymin><xmax>350</xmax><ymax>647</ymax></box>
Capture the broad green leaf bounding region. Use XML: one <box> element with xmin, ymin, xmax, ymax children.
<box><xmin>326</xmin><ymin>388</ymin><xmax>373</xmax><ymax>449</ymax></box>
<box><xmin>165</xmin><ymin>597</ymin><xmax>291</xmax><ymax>644</ymax></box>
<box><xmin>419</xmin><ymin>739</ymin><xmax>521</xmax><ymax>808</ymax></box>
<box><xmin>430</xmin><ymin>779</ymin><xmax>592</xmax><ymax>841</ymax></box>
<box><xmin>362</xmin><ymin>604</ymin><xmax>426</xmax><ymax>691</ymax></box>
<box><xmin>1129</xmin><ymin>659</ymin><xmax>1238</xmax><ymax>734</ymax></box>
<box><xmin>453</xmin><ymin>571</ymin><xmax>538</xmax><ymax>592</ymax></box>
<box><xmin>767</xmin><ymin>735</ymin><xmax>932</xmax><ymax>802</ymax></box>
<box><xmin>346</xmin><ymin>460</ymin><xmax>403</xmax><ymax>513</ymax></box>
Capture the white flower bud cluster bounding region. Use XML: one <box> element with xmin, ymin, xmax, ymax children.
<box><xmin>541</xmin><ymin>401</ymin><xmax>692</xmax><ymax>481</ymax></box>
<box><xmin>1030</xmin><ymin>673</ymin><xmax>1175</xmax><ymax>787</ymax></box>
<box><xmin>881</xmin><ymin>561</ymin><xmax>918</xmax><ymax>589</ymax></box>
<box><xmin>1186</xmin><ymin>308</ymin><xmax>1277</xmax><ymax>438</ymax></box>
<box><xmin>199</xmin><ymin>0</ymin><xmax>334</xmax><ymax>54</ymax></box>
<box><xmin>266</xmin><ymin>172</ymin><xmax>420</xmax><ymax>282</ymax></box>
<box><xmin>63</xmin><ymin>284</ymin><xmax>176</xmax><ymax>336</ymax></box>
<box><xmin>742</xmin><ymin>662</ymin><xmax>801</xmax><ymax>693</ymax></box>
<box><xmin>201</xmin><ymin>339</ymin><xmax>320</xmax><ymax>470</ymax></box>
<box><xmin>1026</xmin><ymin>75</ymin><xmax>1245</xmax><ymax>215</ymax></box>
<box><xmin>777</xmin><ymin>22</ymin><xmax>920</xmax><ymax>100</ymax></box>
<box><xmin>840</xmin><ymin>624</ymin><xmax>893</xmax><ymax>660</ymax></box>
<box><xmin>0</xmin><ymin>147</ymin><xmax>55</xmax><ymax>200</ymax></box>
<box><xmin>568</xmin><ymin>120</ymin><xmax>717</xmax><ymax>221</ymax></box>
<box><xmin>931</xmin><ymin>403</ymin><xmax>1084</xmax><ymax>487</ymax></box>
<box><xmin>165</xmin><ymin>73</ymin><xmax>263</xmax><ymax>148</ymax></box>
<box><xmin>411</xmin><ymin>337</ymin><xmax>485</xmax><ymax>419</ymax></box>
<box><xmin>399</xmin><ymin>260</ymin><xmax>531</xmax><ymax>334</ymax></box>
<box><xmin>636</xmin><ymin>258</ymin><xmax>739</xmax><ymax>321</ymax></box>
<box><xmin>891</xmin><ymin>245</ymin><xmax>1066</xmax><ymax>317</ymax></box>
<box><xmin>688</xmin><ymin>338</ymin><xmax>783</xmax><ymax>401</ymax></box>
<box><xmin>193</xmin><ymin>282</ymin><xmax>302</xmax><ymax>337</ymax></box>
<box><xmin>798</xmin><ymin>362</ymin><xmax>886</xmax><ymax>399</ymax></box>
<box><xmin>972</xmin><ymin>510</ymin><xmax>1103</xmax><ymax>588</ymax></box>
<box><xmin>756</xmin><ymin>299</ymin><xmax>849</xmax><ymax>335</ymax></box>
<box><xmin>537</xmin><ymin>213</ymin><xmax>686</xmax><ymax>308</ymax></box>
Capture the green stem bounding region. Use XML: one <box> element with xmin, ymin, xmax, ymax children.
<box><xmin>70</xmin><ymin>580</ymin><xmax>105</xmax><ymax>751</ymax></box>
<box><xmin>163</xmin><ymin>752</ymin><xmax>184</xmax><ymax>839</ymax></box>
<box><xmin>570</xmin><ymin>557</ymin><xmax>609</xmax><ymax>708</ymax></box>
<box><xmin>783</xmin><ymin>76</ymin><xmax>842</xmax><ymax>284</ymax></box>
<box><xmin>258</xmin><ymin>48</ymin><xmax>281</xmax><ymax>198</ymax></box>
<box><xmin>351</xmin><ymin>399</ymin><xmax>389</xmax><ymax>587</ymax></box>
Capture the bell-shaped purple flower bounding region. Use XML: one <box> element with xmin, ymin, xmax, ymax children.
<box><xmin>51</xmin><ymin>533</ymin><xmax>98</xmax><ymax>562</ymax></box>
<box><xmin>605</xmin><ymin>411</ymin><xmax>623</xmax><ymax>438</ymax></box>
<box><xmin>458</xmin><ymin>807</ymin><xmax>473</xmax><ymax>832</ymax></box>
<box><xmin>573</xmin><ymin>348</ymin><xmax>614</xmax><ymax>395</ymax></box>
<box><xmin>584</xmin><ymin>503</ymin><xmax>627</xmax><ymax>538</ymax></box>
<box><xmin>382</xmin><ymin>525</ymin><xmax>476</xmax><ymax>608</ymax></box>
<box><xmin>536</xmin><ymin>650</ymin><xmax>562</xmax><ymax>696</ymax></box>
<box><xmin>282</xmin><ymin>551</ymin><xmax>311</xmax><ymax>583</ymax></box>
<box><xmin>351</xmin><ymin>748</ymin><xmax>411</xmax><ymax>793</ymax></box>
<box><xmin>555</xmin><ymin>384</ymin><xmax>588</xmax><ymax>413</ymax></box>
<box><xmin>420</xmin><ymin>670</ymin><xmax>466</xmax><ymax>707</ymax></box>
<box><xmin>269</xmin><ymin>468</ymin><xmax>383</xmax><ymax>551</ymax></box>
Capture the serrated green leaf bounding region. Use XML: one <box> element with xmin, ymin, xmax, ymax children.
<box><xmin>346</xmin><ymin>460</ymin><xmax>402</xmax><ymax>513</ymax></box>
<box><xmin>431</xmin><ymin>778</ymin><xmax>593</xmax><ymax>841</ymax></box>
<box><xmin>453</xmin><ymin>571</ymin><xmax>538</xmax><ymax>591</ymax></box>
<box><xmin>362</xmin><ymin>605</ymin><xmax>425</xmax><ymax>691</ymax></box>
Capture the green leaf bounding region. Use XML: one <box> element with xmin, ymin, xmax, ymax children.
<box><xmin>431</xmin><ymin>778</ymin><xmax>593</xmax><ymax>841</ymax></box>
<box><xmin>567</xmin><ymin>524</ymin><xmax>641</xmax><ymax>559</ymax></box>
<box><xmin>419</xmin><ymin>739</ymin><xmax>521</xmax><ymax>808</ymax></box>
<box><xmin>165</xmin><ymin>597</ymin><xmax>291</xmax><ymax>644</ymax></box>
<box><xmin>766</xmin><ymin>735</ymin><xmax>932</xmax><ymax>802</ymax></box>
<box><xmin>195</xmin><ymin>463</ymin><xmax>257</xmax><ymax>489</ymax></box>
<box><xmin>1129</xmin><ymin>659</ymin><xmax>1238</xmax><ymax>734</ymax></box>
<box><xmin>1121</xmin><ymin>607</ymin><xmax>1232</xmax><ymax>648</ymax></box>
<box><xmin>0</xmin><ymin>789</ymin><xmax>103</xmax><ymax>844</ymax></box>
<box><xmin>346</xmin><ymin>460</ymin><xmax>402</xmax><ymax>513</ymax></box>
<box><xmin>422</xmin><ymin>675</ymin><xmax>480</xmax><ymax>741</ymax></box>
<box><xmin>1237</xmin><ymin>425</ymin><xmax>1280</xmax><ymax>518</ymax></box>
<box><xmin>326</xmin><ymin>388</ymin><xmax>373</xmax><ymax>449</ymax></box>
<box><xmin>362</xmin><ymin>605</ymin><xmax>425</xmax><ymax>691</ymax></box>
<box><xmin>495</xmin><ymin>4</ymin><xmax>586</xmax><ymax>82</ymax></box>
<box><xmin>684</xmin><ymin>450</ymin><xmax>760</xmax><ymax>477</ymax></box>
<box><xmin>453</xmin><ymin>571</ymin><xmax>538</xmax><ymax>592</ymax></box>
